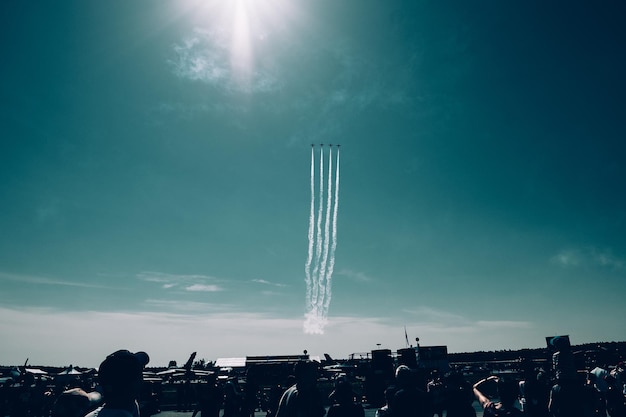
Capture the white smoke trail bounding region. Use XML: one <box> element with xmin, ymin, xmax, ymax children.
<box><xmin>304</xmin><ymin>145</ymin><xmax>340</xmax><ymax>335</ymax></box>
<box><xmin>323</xmin><ymin>148</ymin><xmax>339</xmax><ymax>317</ymax></box>
<box><xmin>311</xmin><ymin>146</ymin><xmax>324</xmax><ymax>311</ymax></box>
<box><xmin>304</xmin><ymin>147</ymin><xmax>315</xmax><ymax>313</ymax></box>
<box><xmin>318</xmin><ymin>147</ymin><xmax>333</xmax><ymax>314</ymax></box>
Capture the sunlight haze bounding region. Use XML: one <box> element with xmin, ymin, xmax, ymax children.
<box><xmin>1</xmin><ymin>0</ymin><xmax>625</xmax><ymax>368</ymax></box>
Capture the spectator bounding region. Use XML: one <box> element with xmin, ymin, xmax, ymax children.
<box><xmin>548</xmin><ymin>376</ymin><xmax>587</xmax><ymax>417</ymax></box>
<box><xmin>391</xmin><ymin>365</ymin><xmax>430</xmax><ymax>417</ymax></box>
<box><xmin>223</xmin><ymin>371</ymin><xmax>244</xmax><ymax>417</ymax></box>
<box><xmin>85</xmin><ymin>350</ymin><xmax>149</xmax><ymax>417</ymax></box>
<box><xmin>444</xmin><ymin>372</ymin><xmax>476</xmax><ymax>417</ymax></box>
<box><xmin>427</xmin><ymin>371</ymin><xmax>445</xmax><ymax>417</ymax></box>
<box><xmin>374</xmin><ymin>386</ymin><xmax>395</xmax><ymax>417</ymax></box>
<box><xmin>518</xmin><ymin>367</ymin><xmax>550</xmax><ymax>417</ymax></box>
<box><xmin>192</xmin><ymin>375</ymin><xmax>222</xmax><ymax>417</ymax></box>
<box><xmin>275</xmin><ymin>361</ymin><xmax>325</xmax><ymax>417</ymax></box>
<box><xmin>327</xmin><ymin>377</ymin><xmax>364</xmax><ymax>417</ymax></box>
<box><xmin>550</xmin><ymin>337</ymin><xmax>576</xmax><ymax>383</ymax></box>
<box><xmin>52</xmin><ymin>388</ymin><xmax>102</xmax><ymax>417</ymax></box>
<box><xmin>473</xmin><ymin>375</ymin><xmax>522</xmax><ymax>417</ymax></box>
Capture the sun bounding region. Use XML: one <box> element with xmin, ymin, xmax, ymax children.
<box><xmin>176</xmin><ymin>0</ymin><xmax>301</xmax><ymax>90</ymax></box>
<box><xmin>225</xmin><ymin>0</ymin><xmax>297</xmax><ymax>88</ymax></box>
<box><xmin>231</xmin><ymin>0</ymin><xmax>253</xmax><ymax>76</ymax></box>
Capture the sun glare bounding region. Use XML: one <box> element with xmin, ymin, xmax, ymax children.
<box><xmin>174</xmin><ymin>0</ymin><xmax>301</xmax><ymax>91</ymax></box>
<box><xmin>216</xmin><ymin>0</ymin><xmax>299</xmax><ymax>89</ymax></box>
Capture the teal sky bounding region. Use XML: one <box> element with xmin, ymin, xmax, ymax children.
<box><xmin>1</xmin><ymin>0</ymin><xmax>625</xmax><ymax>367</ymax></box>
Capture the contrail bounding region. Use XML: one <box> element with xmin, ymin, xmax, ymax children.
<box><xmin>304</xmin><ymin>146</ymin><xmax>315</xmax><ymax>313</ymax></box>
<box><xmin>318</xmin><ymin>146</ymin><xmax>333</xmax><ymax>315</ymax></box>
<box><xmin>311</xmin><ymin>146</ymin><xmax>324</xmax><ymax>311</ymax></box>
<box><xmin>304</xmin><ymin>145</ymin><xmax>340</xmax><ymax>334</ymax></box>
<box><xmin>323</xmin><ymin>148</ymin><xmax>339</xmax><ymax>317</ymax></box>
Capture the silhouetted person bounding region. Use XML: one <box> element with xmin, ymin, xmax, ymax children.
<box><xmin>605</xmin><ymin>374</ymin><xmax>625</xmax><ymax>417</ymax></box>
<box><xmin>192</xmin><ymin>376</ymin><xmax>222</xmax><ymax>417</ymax></box>
<box><xmin>443</xmin><ymin>372</ymin><xmax>476</xmax><ymax>417</ymax></box>
<box><xmin>244</xmin><ymin>379</ymin><xmax>259</xmax><ymax>417</ymax></box>
<box><xmin>51</xmin><ymin>388</ymin><xmax>102</xmax><ymax>417</ymax></box>
<box><xmin>427</xmin><ymin>371</ymin><xmax>445</xmax><ymax>417</ymax></box>
<box><xmin>375</xmin><ymin>386</ymin><xmax>395</xmax><ymax>417</ymax></box>
<box><xmin>327</xmin><ymin>377</ymin><xmax>364</xmax><ymax>417</ymax></box>
<box><xmin>265</xmin><ymin>383</ymin><xmax>284</xmax><ymax>417</ymax></box>
<box><xmin>518</xmin><ymin>366</ymin><xmax>550</xmax><ymax>417</ymax></box>
<box><xmin>473</xmin><ymin>375</ymin><xmax>522</xmax><ymax>417</ymax></box>
<box><xmin>223</xmin><ymin>373</ymin><xmax>244</xmax><ymax>417</ymax></box>
<box><xmin>548</xmin><ymin>377</ymin><xmax>586</xmax><ymax>417</ymax></box>
<box><xmin>550</xmin><ymin>337</ymin><xmax>576</xmax><ymax>383</ymax></box>
<box><xmin>391</xmin><ymin>365</ymin><xmax>430</xmax><ymax>417</ymax></box>
<box><xmin>85</xmin><ymin>349</ymin><xmax>150</xmax><ymax>417</ymax></box>
<box><xmin>275</xmin><ymin>361</ymin><xmax>325</xmax><ymax>417</ymax></box>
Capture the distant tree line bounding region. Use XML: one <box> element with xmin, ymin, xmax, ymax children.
<box><xmin>448</xmin><ymin>341</ymin><xmax>626</xmax><ymax>365</ymax></box>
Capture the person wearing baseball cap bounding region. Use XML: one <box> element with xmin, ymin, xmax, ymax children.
<box><xmin>85</xmin><ymin>350</ymin><xmax>149</xmax><ymax>417</ymax></box>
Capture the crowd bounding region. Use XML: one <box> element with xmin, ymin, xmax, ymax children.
<box><xmin>1</xmin><ymin>340</ymin><xmax>625</xmax><ymax>417</ymax></box>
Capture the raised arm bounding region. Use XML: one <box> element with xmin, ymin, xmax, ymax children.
<box><xmin>473</xmin><ymin>375</ymin><xmax>499</xmax><ymax>409</ymax></box>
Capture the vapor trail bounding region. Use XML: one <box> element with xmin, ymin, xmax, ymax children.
<box><xmin>323</xmin><ymin>148</ymin><xmax>340</xmax><ymax>316</ymax></box>
<box><xmin>311</xmin><ymin>146</ymin><xmax>324</xmax><ymax>310</ymax></box>
<box><xmin>304</xmin><ymin>145</ymin><xmax>340</xmax><ymax>334</ymax></box>
<box><xmin>304</xmin><ymin>147</ymin><xmax>315</xmax><ymax>312</ymax></box>
<box><xmin>318</xmin><ymin>147</ymin><xmax>333</xmax><ymax>314</ymax></box>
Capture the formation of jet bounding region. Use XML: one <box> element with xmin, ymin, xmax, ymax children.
<box><xmin>311</xmin><ymin>143</ymin><xmax>341</xmax><ymax>147</ymax></box>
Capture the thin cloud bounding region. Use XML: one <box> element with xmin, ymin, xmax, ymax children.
<box><xmin>476</xmin><ymin>320</ymin><xmax>531</xmax><ymax>329</ymax></box>
<box><xmin>137</xmin><ymin>271</ymin><xmax>224</xmax><ymax>291</ymax></box>
<box><xmin>137</xmin><ymin>271</ymin><xmax>219</xmax><ymax>282</ymax></box>
<box><xmin>260</xmin><ymin>290</ymin><xmax>283</xmax><ymax>296</ymax></box>
<box><xmin>591</xmin><ymin>250</ymin><xmax>625</xmax><ymax>269</ymax></box>
<box><xmin>167</xmin><ymin>24</ymin><xmax>409</xmax><ymax>124</ymax></box>
<box><xmin>143</xmin><ymin>299</ymin><xmax>233</xmax><ymax>313</ymax></box>
<box><xmin>185</xmin><ymin>284</ymin><xmax>221</xmax><ymax>292</ymax></box>
<box><xmin>551</xmin><ymin>249</ymin><xmax>582</xmax><ymax>267</ymax></box>
<box><xmin>169</xmin><ymin>28</ymin><xmax>281</xmax><ymax>94</ymax></box>
<box><xmin>552</xmin><ymin>247</ymin><xmax>625</xmax><ymax>270</ymax></box>
<box><xmin>403</xmin><ymin>306</ymin><xmax>468</xmax><ymax>323</ymax></box>
<box><xmin>0</xmin><ymin>272</ymin><xmax>116</xmax><ymax>289</ymax></box>
<box><xmin>252</xmin><ymin>279</ymin><xmax>287</xmax><ymax>287</ymax></box>
<box><xmin>338</xmin><ymin>269</ymin><xmax>372</xmax><ymax>282</ymax></box>
<box><xmin>170</xmin><ymin>34</ymin><xmax>229</xmax><ymax>84</ymax></box>
<box><xmin>402</xmin><ymin>306</ymin><xmax>531</xmax><ymax>332</ymax></box>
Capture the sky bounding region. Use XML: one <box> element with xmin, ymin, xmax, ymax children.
<box><xmin>1</xmin><ymin>0</ymin><xmax>625</xmax><ymax>368</ymax></box>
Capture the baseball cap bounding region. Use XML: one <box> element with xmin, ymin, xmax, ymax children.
<box><xmin>98</xmin><ymin>350</ymin><xmax>149</xmax><ymax>388</ymax></box>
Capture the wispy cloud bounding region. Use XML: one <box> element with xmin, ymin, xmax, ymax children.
<box><xmin>402</xmin><ymin>306</ymin><xmax>532</xmax><ymax>332</ymax></box>
<box><xmin>166</xmin><ymin>23</ymin><xmax>411</xmax><ymax>130</ymax></box>
<box><xmin>337</xmin><ymin>269</ymin><xmax>372</xmax><ymax>282</ymax></box>
<box><xmin>143</xmin><ymin>299</ymin><xmax>233</xmax><ymax>313</ymax></box>
<box><xmin>137</xmin><ymin>271</ymin><xmax>224</xmax><ymax>291</ymax></box>
<box><xmin>252</xmin><ymin>279</ymin><xmax>286</xmax><ymax>287</ymax></box>
<box><xmin>259</xmin><ymin>290</ymin><xmax>282</xmax><ymax>296</ymax></box>
<box><xmin>475</xmin><ymin>320</ymin><xmax>531</xmax><ymax>329</ymax></box>
<box><xmin>0</xmin><ymin>272</ymin><xmax>116</xmax><ymax>289</ymax></box>
<box><xmin>185</xmin><ymin>284</ymin><xmax>221</xmax><ymax>292</ymax></box>
<box><xmin>552</xmin><ymin>249</ymin><xmax>581</xmax><ymax>267</ymax></box>
<box><xmin>137</xmin><ymin>271</ymin><xmax>218</xmax><ymax>282</ymax></box>
<box><xmin>169</xmin><ymin>28</ymin><xmax>282</xmax><ymax>94</ymax></box>
<box><xmin>551</xmin><ymin>247</ymin><xmax>625</xmax><ymax>270</ymax></box>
